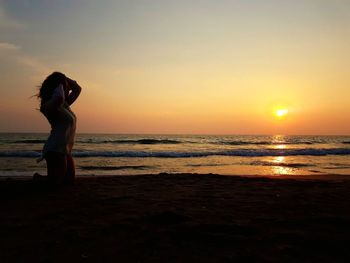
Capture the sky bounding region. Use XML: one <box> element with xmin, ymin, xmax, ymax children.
<box><xmin>0</xmin><ymin>0</ymin><xmax>349</xmax><ymax>135</ymax></box>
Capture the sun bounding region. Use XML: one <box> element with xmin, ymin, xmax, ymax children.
<box><xmin>275</xmin><ymin>108</ymin><xmax>289</xmax><ymax>118</ymax></box>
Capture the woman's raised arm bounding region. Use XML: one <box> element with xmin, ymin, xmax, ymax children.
<box><xmin>66</xmin><ymin>78</ymin><xmax>82</xmax><ymax>106</ymax></box>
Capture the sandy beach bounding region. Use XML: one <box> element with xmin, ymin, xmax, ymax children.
<box><xmin>1</xmin><ymin>173</ymin><xmax>350</xmax><ymax>262</ymax></box>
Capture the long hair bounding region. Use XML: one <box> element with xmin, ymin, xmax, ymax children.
<box><xmin>38</xmin><ymin>72</ymin><xmax>66</xmax><ymax>111</ymax></box>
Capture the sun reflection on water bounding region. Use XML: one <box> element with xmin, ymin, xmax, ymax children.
<box><xmin>273</xmin><ymin>156</ymin><xmax>285</xmax><ymax>163</ymax></box>
<box><xmin>274</xmin><ymin>144</ymin><xmax>287</xmax><ymax>149</ymax></box>
<box><xmin>271</xmin><ymin>135</ymin><xmax>288</xmax><ymax>150</ymax></box>
<box><xmin>272</xmin><ymin>135</ymin><xmax>286</xmax><ymax>143</ymax></box>
<box><xmin>271</xmin><ymin>156</ymin><xmax>295</xmax><ymax>176</ymax></box>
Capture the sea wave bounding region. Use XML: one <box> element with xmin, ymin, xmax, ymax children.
<box><xmin>102</xmin><ymin>139</ymin><xmax>182</xmax><ymax>144</ymax></box>
<box><xmin>217</xmin><ymin>141</ymin><xmax>315</xmax><ymax>145</ymax></box>
<box><xmin>14</xmin><ymin>139</ymin><xmax>184</xmax><ymax>145</ymax></box>
<box><xmin>249</xmin><ymin>161</ymin><xmax>313</xmax><ymax>168</ymax></box>
<box><xmin>11</xmin><ymin>138</ymin><xmax>326</xmax><ymax>146</ymax></box>
<box><xmin>1</xmin><ymin>148</ymin><xmax>350</xmax><ymax>158</ymax></box>
<box><xmin>11</xmin><ymin>139</ymin><xmax>46</xmax><ymax>144</ymax></box>
<box><xmin>0</xmin><ymin>151</ymin><xmax>42</xmax><ymax>157</ymax></box>
<box><xmin>79</xmin><ymin>165</ymin><xmax>154</xmax><ymax>170</ymax></box>
<box><xmin>186</xmin><ymin>161</ymin><xmax>313</xmax><ymax>168</ymax></box>
<box><xmin>8</xmin><ymin>138</ymin><xmax>183</xmax><ymax>145</ymax></box>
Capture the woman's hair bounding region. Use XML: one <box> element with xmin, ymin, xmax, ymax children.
<box><xmin>38</xmin><ymin>71</ymin><xmax>66</xmax><ymax>110</ymax></box>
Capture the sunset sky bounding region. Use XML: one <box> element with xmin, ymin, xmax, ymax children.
<box><xmin>0</xmin><ymin>0</ymin><xmax>349</xmax><ymax>135</ymax></box>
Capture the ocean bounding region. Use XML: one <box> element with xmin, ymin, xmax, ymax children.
<box><xmin>0</xmin><ymin>133</ymin><xmax>350</xmax><ymax>178</ymax></box>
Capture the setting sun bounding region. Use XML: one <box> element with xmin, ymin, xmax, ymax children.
<box><xmin>276</xmin><ymin>109</ymin><xmax>289</xmax><ymax>118</ymax></box>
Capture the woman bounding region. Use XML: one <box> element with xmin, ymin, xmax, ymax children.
<box><xmin>37</xmin><ymin>72</ymin><xmax>82</xmax><ymax>185</ymax></box>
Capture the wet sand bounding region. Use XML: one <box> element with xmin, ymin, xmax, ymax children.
<box><xmin>1</xmin><ymin>173</ymin><xmax>350</xmax><ymax>262</ymax></box>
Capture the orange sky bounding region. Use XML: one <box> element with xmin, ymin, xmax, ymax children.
<box><xmin>0</xmin><ymin>0</ymin><xmax>349</xmax><ymax>135</ymax></box>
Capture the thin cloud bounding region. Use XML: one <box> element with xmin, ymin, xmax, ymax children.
<box><xmin>0</xmin><ymin>41</ymin><xmax>51</xmax><ymax>81</ymax></box>
<box><xmin>0</xmin><ymin>42</ymin><xmax>21</xmax><ymax>51</ymax></box>
<box><xmin>16</xmin><ymin>54</ymin><xmax>51</xmax><ymax>76</ymax></box>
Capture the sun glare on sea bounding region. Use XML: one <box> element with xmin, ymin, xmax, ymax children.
<box><xmin>275</xmin><ymin>108</ymin><xmax>289</xmax><ymax>118</ymax></box>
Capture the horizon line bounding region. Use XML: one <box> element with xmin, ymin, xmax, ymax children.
<box><xmin>0</xmin><ymin>131</ymin><xmax>349</xmax><ymax>137</ymax></box>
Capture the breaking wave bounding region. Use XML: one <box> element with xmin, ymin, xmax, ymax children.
<box><xmin>1</xmin><ymin>148</ymin><xmax>350</xmax><ymax>158</ymax></box>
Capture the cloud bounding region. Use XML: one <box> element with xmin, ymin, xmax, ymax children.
<box><xmin>0</xmin><ymin>42</ymin><xmax>20</xmax><ymax>51</ymax></box>
<box><xmin>16</xmin><ymin>54</ymin><xmax>51</xmax><ymax>76</ymax></box>
<box><xmin>0</xmin><ymin>41</ymin><xmax>51</xmax><ymax>81</ymax></box>
<box><xmin>0</xmin><ymin>4</ymin><xmax>45</xmax><ymax>79</ymax></box>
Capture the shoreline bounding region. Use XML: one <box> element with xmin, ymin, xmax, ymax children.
<box><xmin>1</xmin><ymin>172</ymin><xmax>350</xmax><ymax>182</ymax></box>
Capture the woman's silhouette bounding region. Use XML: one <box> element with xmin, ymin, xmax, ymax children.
<box><xmin>36</xmin><ymin>72</ymin><xmax>81</xmax><ymax>185</ymax></box>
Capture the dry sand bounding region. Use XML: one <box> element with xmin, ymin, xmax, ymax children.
<box><xmin>1</xmin><ymin>173</ymin><xmax>350</xmax><ymax>262</ymax></box>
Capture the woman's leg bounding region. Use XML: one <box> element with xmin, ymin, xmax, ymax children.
<box><xmin>45</xmin><ymin>152</ymin><xmax>67</xmax><ymax>185</ymax></box>
<box><xmin>65</xmin><ymin>154</ymin><xmax>75</xmax><ymax>184</ymax></box>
